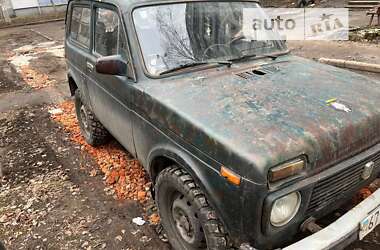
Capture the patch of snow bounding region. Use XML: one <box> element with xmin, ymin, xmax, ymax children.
<box><xmin>132</xmin><ymin>217</ymin><xmax>146</xmax><ymax>226</ymax></box>
<box><xmin>9</xmin><ymin>54</ymin><xmax>36</xmax><ymax>69</ymax></box>
<box><xmin>48</xmin><ymin>108</ymin><xmax>63</xmax><ymax>115</ymax></box>
<box><xmin>13</xmin><ymin>45</ymin><xmax>35</xmax><ymax>53</ymax></box>
<box><xmin>46</xmin><ymin>45</ymin><xmax>65</xmax><ymax>58</ymax></box>
<box><xmin>9</xmin><ymin>41</ymin><xmax>65</xmax><ymax>69</ymax></box>
<box><xmin>36</xmin><ymin>41</ymin><xmax>56</xmax><ymax>48</ymax></box>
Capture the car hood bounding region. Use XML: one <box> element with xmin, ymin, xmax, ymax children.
<box><xmin>135</xmin><ymin>55</ymin><xmax>380</xmax><ymax>184</ymax></box>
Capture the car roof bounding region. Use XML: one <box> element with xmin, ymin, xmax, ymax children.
<box><xmin>70</xmin><ymin>0</ymin><xmax>260</xmax><ymax>12</ymax></box>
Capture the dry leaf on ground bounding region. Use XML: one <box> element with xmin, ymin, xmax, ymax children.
<box><xmin>51</xmin><ymin>101</ymin><xmax>150</xmax><ymax>202</ymax></box>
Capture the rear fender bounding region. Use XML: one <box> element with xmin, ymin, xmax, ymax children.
<box><xmin>67</xmin><ymin>69</ymin><xmax>91</xmax><ymax>108</ymax></box>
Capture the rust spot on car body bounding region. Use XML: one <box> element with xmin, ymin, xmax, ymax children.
<box><xmin>134</xmin><ymin>55</ymin><xmax>380</xmax><ymax>182</ymax></box>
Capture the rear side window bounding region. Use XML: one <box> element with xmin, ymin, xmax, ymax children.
<box><xmin>70</xmin><ymin>6</ymin><xmax>91</xmax><ymax>48</ymax></box>
<box><xmin>94</xmin><ymin>8</ymin><xmax>120</xmax><ymax>56</ymax></box>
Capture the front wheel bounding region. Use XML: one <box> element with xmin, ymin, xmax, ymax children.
<box><xmin>155</xmin><ymin>166</ymin><xmax>228</xmax><ymax>250</ymax></box>
<box><xmin>74</xmin><ymin>89</ymin><xmax>110</xmax><ymax>146</ymax></box>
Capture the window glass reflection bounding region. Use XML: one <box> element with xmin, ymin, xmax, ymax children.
<box><xmin>133</xmin><ymin>2</ymin><xmax>286</xmax><ymax>75</ymax></box>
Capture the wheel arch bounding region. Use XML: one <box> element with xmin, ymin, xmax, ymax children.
<box><xmin>147</xmin><ymin>145</ymin><xmax>236</xmax><ymax>246</ymax></box>
<box><xmin>147</xmin><ymin>146</ymin><xmax>217</xmax><ymax>189</ymax></box>
<box><xmin>147</xmin><ymin>146</ymin><xmax>225</xmax><ymax>213</ymax></box>
<box><xmin>67</xmin><ymin>69</ymin><xmax>92</xmax><ymax>108</ymax></box>
<box><xmin>147</xmin><ymin>146</ymin><xmax>224</xmax><ymax>210</ymax></box>
<box><xmin>68</xmin><ymin>74</ymin><xmax>78</xmax><ymax>96</ymax></box>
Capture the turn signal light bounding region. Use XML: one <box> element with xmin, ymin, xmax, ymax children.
<box><xmin>269</xmin><ymin>159</ymin><xmax>305</xmax><ymax>182</ymax></box>
<box><xmin>221</xmin><ymin>166</ymin><xmax>241</xmax><ymax>186</ymax></box>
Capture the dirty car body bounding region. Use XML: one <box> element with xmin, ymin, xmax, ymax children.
<box><xmin>65</xmin><ymin>0</ymin><xmax>380</xmax><ymax>249</ymax></box>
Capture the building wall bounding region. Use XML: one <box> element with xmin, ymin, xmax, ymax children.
<box><xmin>13</xmin><ymin>4</ymin><xmax>67</xmax><ymax>17</ymax></box>
<box><xmin>1</xmin><ymin>0</ymin><xmax>68</xmax><ymax>18</ymax></box>
<box><xmin>11</xmin><ymin>0</ymin><xmax>39</xmax><ymax>10</ymax></box>
<box><xmin>38</xmin><ymin>0</ymin><xmax>68</xmax><ymax>7</ymax></box>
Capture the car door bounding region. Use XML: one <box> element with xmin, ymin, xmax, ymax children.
<box><xmin>86</xmin><ymin>2</ymin><xmax>136</xmax><ymax>156</ymax></box>
<box><xmin>65</xmin><ymin>2</ymin><xmax>92</xmax><ymax>99</ymax></box>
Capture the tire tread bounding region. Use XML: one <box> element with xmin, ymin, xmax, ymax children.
<box><xmin>156</xmin><ymin>166</ymin><xmax>228</xmax><ymax>250</ymax></box>
<box><xmin>75</xmin><ymin>89</ymin><xmax>109</xmax><ymax>146</ymax></box>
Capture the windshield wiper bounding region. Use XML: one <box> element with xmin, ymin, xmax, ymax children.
<box><xmin>159</xmin><ymin>60</ymin><xmax>232</xmax><ymax>75</ymax></box>
<box><xmin>229</xmin><ymin>54</ymin><xmax>257</xmax><ymax>63</ymax></box>
<box><xmin>263</xmin><ymin>54</ymin><xmax>279</xmax><ymax>60</ymax></box>
<box><xmin>229</xmin><ymin>54</ymin><xmax>279</xmax><ymax>63</ymax></box>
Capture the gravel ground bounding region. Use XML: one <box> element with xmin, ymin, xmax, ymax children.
<box><xmin>0</xmin><ymin>19</ymin><xmax>379</xmax><ymax>250</ymax></box>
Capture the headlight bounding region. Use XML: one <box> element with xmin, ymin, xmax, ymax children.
<box><xmin>270</xmin><ymin>192</ymin><xmax>301</xmax><ymax>227</ymax></box>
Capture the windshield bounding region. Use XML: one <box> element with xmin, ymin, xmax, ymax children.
<box><xmin>133</xmin><ymin>1</ymin><xmax>287</xmax><ymax>75</ymax></box>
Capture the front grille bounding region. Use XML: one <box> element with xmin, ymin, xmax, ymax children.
<box><xmin>306</xmin><ymin>151</ymin><xmax>380</xmax><ymax>215</ymax></box>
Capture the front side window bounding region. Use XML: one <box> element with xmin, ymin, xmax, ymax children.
<box><xmin>133</xmin><ymin>2</ymin><xmax>287</xmax><ymax>75</ymax></box>
<box><xmin>119</xmin><ymin>28</ymin><xmax>129</xmax><ymax>60</ymax></box>
<box><xmin>94</xmin><ymin>7</ymin><xmax>132</xmax><ymax>77</ymax></box>
<box><xmin>70</xmin><ymin>6</ymin><xmax>91</xmax><ymax>48</ymax></box>
<box><xmin>94</xmin><ymin>8</ymin><xmax>119</xmax><ymax>56</ymax></box>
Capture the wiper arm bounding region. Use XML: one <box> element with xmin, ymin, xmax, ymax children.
<box><xmin>263</xmin><ymin>54</ymin><xmax>279</xmax><ymax>60</ymax></box>
<box><xmin>159</xmin><ymin>60</ymin><xmax>232</xmax><ymax>75</ymax></box>
<box><xmin>229</xmin><ymin>54</ymin><xmax>279</xmax><ymax>63</ymax></box>
<box><xmin>229</xmin><ymin>54</ymin><xmax>257</xmax><ymax>63</ymax></box>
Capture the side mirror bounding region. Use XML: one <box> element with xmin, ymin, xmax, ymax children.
<box><xmin>95</xmin><ymin>55</ymin><xmax>127</xmax><ymax>76</ymax></box>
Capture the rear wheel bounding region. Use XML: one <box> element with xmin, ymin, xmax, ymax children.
<box><xmin>155</xmin><ymin>166</ymin><xmax>228</xmax><ymax>250</ymax></box>
<box><xmin>74</xmin><ymin>89</ymin><xmax>110</xmax><ymax>146</ymax></box>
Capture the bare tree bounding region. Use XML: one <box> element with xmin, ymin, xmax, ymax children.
<box><xmin>156</xmin><ymin>9</ymin><xmax>196</xmax><ymax>65</ymax></box>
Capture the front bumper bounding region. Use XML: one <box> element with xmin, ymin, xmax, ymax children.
<box><xmin>283</xmin><ymin>187</ymin><xmax>380</xmax><ymax>250</ymax></box>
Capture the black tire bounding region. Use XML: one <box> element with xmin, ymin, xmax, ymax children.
<box><xmin>155</xmin><ymin>166</ymin><xmax>228</xmax><ymax>250</ymax></box>
<box><xmin>74</xmin><ymin>89</ymin><xmax>109</xmax><ymax>146</ymax></box>
<box><xmin>297</xmin><ymin>0</ymin><xmax>306</xmax><ymax>7</ymax></box>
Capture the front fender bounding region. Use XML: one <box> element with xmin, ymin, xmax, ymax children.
<box><xmin>147</xmin><ymin>145</ymin><xmax>256</xmax><ymax>246</ymax></box>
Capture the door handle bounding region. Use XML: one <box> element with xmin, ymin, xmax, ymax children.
<box><xmin>87</xmin><ymin>62</ymin><xmax>94</xmax><ymax>71</ymax></box>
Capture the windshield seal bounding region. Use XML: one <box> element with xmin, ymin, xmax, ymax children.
<box><xmin>130</xmin><ymin>0</ymin><xmax>288</xmax><ymax>79</ymax></box>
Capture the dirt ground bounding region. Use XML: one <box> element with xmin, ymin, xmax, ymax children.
<box><xmin>0</xmin><ymin>17</ymin><xmax>379</xmax><ymax>250</ymax></box>
<box><xmin>0</xmin><ymin>21</ymin><xmax>168</xmax><ymax>250</ymax></box>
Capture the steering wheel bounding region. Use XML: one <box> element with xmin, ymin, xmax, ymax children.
<box><xmin>201</xmin><ymin>43</ymin><xmax>232</xmax><ymax>61</ymax></box>
<box><xmin>229</xmin><ymin>34</ymin><xmax>247</xmax><ymax>44</ymax></box>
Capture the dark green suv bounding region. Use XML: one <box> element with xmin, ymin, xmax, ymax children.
<box><xmin>65</xmin><ymin>0</ymin><xmax>380</xmax><ymax>249</ymax></box>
